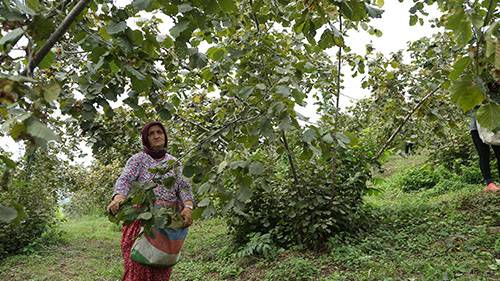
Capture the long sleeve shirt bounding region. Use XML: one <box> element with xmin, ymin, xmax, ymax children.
<box><xmin>113</xmin><ymin>151</ymin><xmax>194</xmax><ymax>204</ymax></box>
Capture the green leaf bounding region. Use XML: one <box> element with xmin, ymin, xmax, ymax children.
<box><xmin>131</xmin><ymin>75</ymin><xmax>152</xmax><ymax>93</ymax></box>
<box><xmin>237</xmin><ymin>186</ymin><xmax>253</xmax><ymax>202</ymax></box>
<box><xmin>450</xmin><ymin>74</ymin><xmax>485</xmax><ymax>112</ymax></box>
<box><xmin>109</xmin><ymin>60</ymin><xmax>120</xmax><ymax>74</ymax></box>
<box><xmin>183</xmin><ymin>165</ymin><xmax>195</xmax><ymax>177</ymax></box>
<box><xmin>249</xmin><ymin>161</ymin><xmax>264</xmax><ymax>175</ymax></box>
<box><xmin>158</xmin><ymin>108</ymin><xmax>172</xmax><ymax>120</ymax></box>
<box><xmin>0</xmin><ymin>155</ymin><xmax>16</xmax><ymax>169</ymax></box>
<box><xmin>445</xmin><ymin>8</ymin><xmax>473</xmax><ymax>47</ymax></box>
<box><xmin>321</xmin><ymin>133</ymin><xmax>334</xmax><ymax>144</ymax></box>
<box><xmin>178</xmin><ymin>3</ymin><xmax>193</xmax><ymax>13</ymax></box>
<box><xmin>376</xmin><ymin>0</ymin><xmax>384</xmax><ymax>7</ymax></box>
<box><xmin>0</xmin><ymin>28</ymin><xmax>24</xmax><ymax>46</ymax></box>
<box><xmin>163</xmin><ymin>176</ymin><xmax>176</xmax><ymax>188</ymax></box>
<box><xmin>230</xmin><ymin>160</ymin><xmax>247</xmax><ymax>169</ymax></box>
<box><xmin>170</xmin><ymin>20</ymin><xmax>190</xmax><ymax>39</ymax></box>
<box><xmin>191</xmin><ymin>207</ymin><xmax>203</xmax><ymax>220</ymax></box>
<box><xmin>198</xmin><ymin>197</ymin><xmax>210</xmax><ymax>207</ymax></box>
<box><xmin>275</xmin><ymin>85</ymin><xmax>290</xmax><ymax>97</ymax></box>
<box><xmin>0</xmin><ymin>204</ymin><xmax>17</xmax><ymax>223</ymax></box>
<box><xmin>365</xmin><ymin>4</ymin><xmax>384</xmax><ymax>18</ymax></box>
<box><xmin>106</xmin><ymin>21</ymin><xmax>127</xmax><ymax>34</ymax></box>
<box><xmin>238</xmin><ymin>86</ymin><xmax>254</xmax><ymax>99</ymax></box>
<box><xmin>339</xmin><ymin>1</ymin><xmax>367</xmax><ymax>21</ymax></box>
<box><xmin>409</xmin><ymin>15</ymin><xmax>418</xmax><ymax>26</ymax></box>
<box><xmin>449</xmin><ymin>56</ymin><xmax>471</xmax><ymax>81</ymax></box>
<box><xmin>13</xmin><ymin>1</ymin><xmax>36</xmax><ymax>15</ymax></box>
<box><xmin>217</xmin><ymin>161</ymin><xmax>227</xmax><ymax>174</ymax></box>
<box><xmin>319</xmin><ymin>28</ymin><xmax>344</xmax><ymax>49</ymax></box>
<box><xmin>137</xmin><ymin>212</ymin><xmax>153</xmax><ymax>220</ymax></box>
<box><xmin>133</xmin><ymin>0</ymin><xmax>152</xmax><ymax>10</ymax></box>
<box><xmin>201</xmin><ymin>205</ymin><xmax>216</xmax><ymax>218</ymax></box>
<box><xmin>259</xmin><ymin>118</ymin><xmax>273</xmax><ymax>137</ymax></box>
<box><xmin>201</xmin><ymin>68</ymin><xmax>213</xmax><ymax>81</ymax></box>
<box><xmin>39</xmin><ymin>51</ymin><xmax>55</xmax><ymax>69</ymax></box>
<box><xmin>218</xmin><ymin>0</ymin><xmax>237</xmax><ymax>13</ymax></box>
<box><xmin>125</xmin><ymin>65</ymin><xmax>145</xmax><ymax>79</ymax></box>
<box><xmin>43</xmin><ymin>81</ymin><xmax>61</xmax><ymax>103</ymax></box>
<box><xmin>189</xmin><ymin>52</ymin><xmax>208</xmax><ymax>69</ymax></box>
<box><xmin>335</xmin><ymin>132</ymin><xmax>351</xmax><ymax>144</ymax></box>
<box><xmin>207</xmin><ymin>47</ymin><xmax>226</xmax><ymax>61</ymax></box>
<box><xmin>279</xmin><ymin>115</ymin><xmax>292</xmax><ymax>131</ymax></box>
<box><xmin>476</xmin><ymin>103</ymin><xmax>500</xmax><ymax>130</ymax></box>
<box><xmin>31</xmin><ymin>16</ymin><xmax>55</xmax><ymax>42</ymax></box>
<box><xmin>303</xmin><ymin>128</ymin><xmax>317</xmax><ymax>143</ymax></box>
<box><xmin>27</xmin><ymin>0</ymin><xmax>41</xmax><ymax>12</ymax></box>
<box><xmin>126</xmin><ymin>29</ymin><xmax>144</xmax><ymax>46</ymax></box>
<box><xmin>26</xmin><ymin>118</ymin><xmax>59</xmax><ymax>141</ymax></box>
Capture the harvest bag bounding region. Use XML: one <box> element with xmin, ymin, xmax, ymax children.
<box><xmin>130</xmin><ymin>202</ymin><xmax>188</xmax><ymax>268</ymax></box>
<box><xmin>477</xmin><ymin>121</ymin><xmax>500</xmax><ymax>146</ymax></box>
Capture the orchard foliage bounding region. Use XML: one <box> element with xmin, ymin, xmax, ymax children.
<box><xmin>0</xmin><ymin>149</ymin><xmax>78</xmax><ymax>258</ymax></box>
<box><xmin>0</xmin><ymin>0</ymin><xmax>499</xmax><ymax>248</ymax></box>
<box><xmin>409</xmin><ymin>0</ymin><xmax>499</xmax><ymax>123</ymax></box>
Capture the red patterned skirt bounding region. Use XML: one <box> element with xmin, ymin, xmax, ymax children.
<box><xmin>121</xmin><ymin>220</ymin><xmax>173</xmax><ymax>281</ymax></box>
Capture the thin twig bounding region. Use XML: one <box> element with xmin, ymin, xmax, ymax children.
<box><xmin>372</xmin><ymin>83</ymin><xmax>443</xmax><ymax>161</ymax></box>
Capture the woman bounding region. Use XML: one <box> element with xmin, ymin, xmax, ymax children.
<box><xmin>107</xmin><ymin>121</ymin><xmax>194</xmax><ymax>281</ymax></box>
<box><xmin>470</xmin><ymin>114</ymin><xmax>500</xmax><ymax>192</ymax></box>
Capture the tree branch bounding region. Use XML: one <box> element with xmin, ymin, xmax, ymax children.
<box><xmin>249</xmin><ymin>0</ymin><xmax>261</xmax><ymax>33</ymax></box>
<box><xmin>179</xmin><ymin>113</ymin><xmax>261</xmax><ymax>160</ymax></box>
<box><xmin>475</xmin><ymin>0</ymin><xmax>496</xmax><ymax>74</ymax></box>
<box><xmin>280</xmin><ymin>131</ymin><xmax>300</xmax><ymax>184</ymax></box>
<box><xmin>372</xmin><ymin>83</ymin><xmax>443</xmax><ymax>161</ymax></box>
<box><xmin>335</xmin><ymin>14</ymin><xmax>343</xmax><ymax>116</ymax></box>
<box><xmin>174</xmin><ymin>114</ymin><xmax>229</xmax><ymax>146</ymax></box>
<box><xmin>22</xmin><ymin>0</ymin><xmax>91</xmax><ymax>76</ymax></box>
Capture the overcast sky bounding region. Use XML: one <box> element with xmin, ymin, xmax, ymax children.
<box><xmin>1</xmin><ymin>0</ymin><xmax>441</xmax><ymax>163</ymax></box>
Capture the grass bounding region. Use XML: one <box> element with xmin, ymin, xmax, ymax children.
<box><xmin>1</xmin><ymin>154</ymin><xmax>499</xmax><ymax>280</ymax></box>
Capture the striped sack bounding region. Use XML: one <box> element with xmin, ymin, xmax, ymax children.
<box><xmin>130</xmin><ymin>204</ymin><xmax>188</xmax><ymax>268</ymax></box>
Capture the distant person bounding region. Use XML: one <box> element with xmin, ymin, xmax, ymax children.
<box><xmin>107</xmin><ymin>121</ymin><xmax>194</xmax><ymax>281</ymax></box>
<box><xmin>470</xmin><ymin>111</ymin><xmax>500</xmax><ymax>192</ymax></box>
<box><xmin>405</xmin><ymin>140</ymin><xmax>415</xmax><ymax>155</ymax></box>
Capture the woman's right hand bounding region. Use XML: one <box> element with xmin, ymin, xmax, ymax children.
<box><xmin>106</xmin><ymin>194</ymin><xmax>127</xmax><ymax>215</ymax></box>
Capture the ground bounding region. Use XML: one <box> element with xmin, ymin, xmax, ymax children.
<box><xmin>1</xmin><ymin>154</ymin><xmax>499</xmax><ymax>280</ymax></box>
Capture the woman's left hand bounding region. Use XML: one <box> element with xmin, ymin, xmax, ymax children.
<box><xmin>180</xmin><ymin>208</ymin><xmax>193</xmax><ymax>227</ymax></box>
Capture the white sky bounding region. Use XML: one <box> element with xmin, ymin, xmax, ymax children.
<box><xmin>1</xmin><ymin>0</ymin><xmax>441</xmax><ymax>164</ymax></box>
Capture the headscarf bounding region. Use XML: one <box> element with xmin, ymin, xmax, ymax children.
<box><xmin>141</xmin><ymin>121</ymin><xmax>168</xmax><ymax>159</ymax></box>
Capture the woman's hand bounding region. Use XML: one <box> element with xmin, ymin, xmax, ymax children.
<box><xmin>180</xmin><ymin>207</ymin><xmax>193</xmax><ymax>227</ymax></box>
<box><xmin>106</xmin><ymin>194</ymin><xmax>126</xmax><ymax>215</ymax></box>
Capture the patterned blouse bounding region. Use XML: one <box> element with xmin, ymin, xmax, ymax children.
<box><xmin>113</xmin><ymin>151</ymin><xmax>194</xmax><ymax>204</ymax></box>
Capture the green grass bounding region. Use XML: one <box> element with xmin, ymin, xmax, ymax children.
<box><xmin>1</xmin><ymin>154</ymin><xmax>499</xmax><ymax>280</ymax></box>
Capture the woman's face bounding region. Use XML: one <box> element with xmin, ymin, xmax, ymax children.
<box><xmin>147</xmin><ymin>125</ymin><xmax>166</xmax><ymax>150</ymax></box>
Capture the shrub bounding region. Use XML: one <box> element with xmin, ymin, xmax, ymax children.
<box><xmin>0</xmin><ymin>177</ymin><xmax>57</xmax><ymax>259</ymax></box>
<box><xmin>226</xmin><ymin>146</ymin><xmax>371</xmax><ymax>249</ymax></box>
<box><xmin>0</xmin><ymin>151</ymin><xmax>74</xmax><ymax>259</ymax></box>
<box><xmin>399</xmin><ymin>165</ymin><xmax>439</xmax><ymax>192</ymax></box>
<box><xmin>428</xmin><ymin>129</ymin><xmax>477</xmax><ymax>173</ymax></box>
